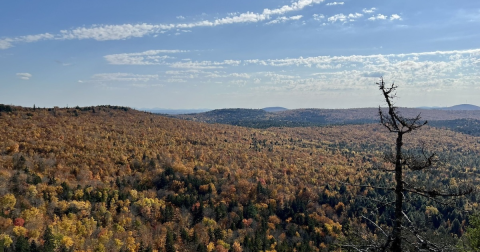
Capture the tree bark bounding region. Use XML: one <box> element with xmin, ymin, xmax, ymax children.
<box><xmin>391</xmin><ymin>132</ymin><xmax>404</xmax><ymax>251</ymax></box>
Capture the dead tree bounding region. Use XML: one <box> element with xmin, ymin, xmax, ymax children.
<box><xmin>342</xmin><ymin>78</ymin><xmax>473</xmax><ymax>252</ymax></box>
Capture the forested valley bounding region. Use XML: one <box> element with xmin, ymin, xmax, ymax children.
<box><xmin>1</xmin><ymin>104</ymin><xmax>479</xmax><ymax>251</ymax></box>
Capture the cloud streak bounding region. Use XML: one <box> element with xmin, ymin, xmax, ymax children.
<box><xmin>1</xmin><ymin>0</ymin><xmax>325</xmax><ymax>49</ymax></box>
<box><xmin>326</xmin><ymin>2</ymin><xmax>344</xmax><ymax>6</ymax></box>
<box><xmin>16</xmin><ymin>73</ymin><xmax>32</xmax><ymax>80</ymax></box>
<box><xmin>101</xmin><ymin>48</ymin><xmax>480</xmax><ymax>94</ymax></box>
<box><xmin>104</xmin><ymin>50</ymin><xmax>188</xmax><ymax>65</ymax></box>
<box><xmin>266</xmin><ymin>15</ymin><xmax>303</xmax><ymax>25</ymax></box>
<box><xmin>90</xmin><ymin>73</ymin><xmax>159</xmax><ymax>82</ymax></box>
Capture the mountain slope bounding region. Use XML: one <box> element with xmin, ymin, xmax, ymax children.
<box><xmin>0</xmin><ymin>105</ymin><xmax>477</xmax><ymax>251</ymax></box>
<box><xmin>173</xmin><ymin>107</ymin><xmax>480</xmax><ymax>128</ymax></box>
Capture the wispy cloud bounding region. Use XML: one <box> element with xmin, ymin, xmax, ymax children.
<box><xmin>313</xmin><ymin>14</ymin><xmax>325</xmax><ymax>21</ymax></box>
<box><xmin>326</xmin><ymin>2</ymin><xmax>344</xmax><ymax>6</ymax></box>
<box><xmin>328</xmin><ymin>13</ymin><xmax>363</xmax><ymax>23</ymax></box>
<box><xmin>55</xmin><ymin>60</ymin><xmax>73</xmax><ymax>66</ymax></box>
<box><xmin>328</xmin><ymin>14</ymin><xmax>347</xmax><ymax>23</ymax></box>
<box><xmin>368</xmin><ymin>14</ymin><xmax>387</xmax><ymax>21</ymax></box>
<box><xmin>0</xmin><ymin>33</ymin><xmax>55</xmax><ymax>49</ymax></box>
<box><xmin>367</xmin><ymin>13</ymin><xmax>401</xmax><ymax>21</ymax></box>
<box><xmin>242</xmin><ymin>48</ymin><xmax>480</xmax><ymax>92</ymax></box>
<box><xmin>87</xmin><ymin>48</ymin><xmax>480</xmax><ymax>94</ymax></box>
<box><xmin>0</xmin><ymin>39</ymin><xmax>13</xmax><ymax>49</ymax></box>
<box><xmin>362</xmin><ymin>8</ymin><xmax>377</xmax><ymax>14</ymax></box>
<box><xmin>59</xmin><ymin>24</ymin><xmax>164</xmax><ymax>41</ymax></box>
<box><xmin>16</xmin><ymin>73</ymin><xmax>32</xmax><ymax>80</ymax></box>
<box><xmin>104</xmin><ymin>50</ymin><xmax>188</xmax><ymax>65</ymax></box>
<box><xmin>243</xmin><ymin>48</ymin><xmax>480</xmax><ymax>68</ymax></box>
<box><xmin>1</xmin><ymin>0</ymin><xmax>325</xmax><ymax>49</ymax></box>
<box><xmin>266</xmin><ymin>15</ymin><xmax>303</xmax><ymax>25</ymax></box>
<box><xmin>90</xmin><ymin>73</ymin><xmax>159</xmax><ymax>82</ymax></box>
<box><xmin>169</xmin><ymin>48</ymin><xmax>480</xmax><ymax>91</ymax></box>
<box><xmin>169</xmin><ymin>60</ymin><xmax>241</xmax><ymax>69</ymax></box>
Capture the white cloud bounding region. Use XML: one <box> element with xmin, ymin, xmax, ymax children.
<box><xmin>16</xmin><ymin>73</ymin><xmax>32</xmax><ymax>80</ymax></box>
<box><xmin>242</xmin><ymin>48</ymin><xmax>480</xmax><ymax>69</ymax></box>
<box><xmin>87</xmin><ymin>48</ymin><xmax>480</xmax><ymax>93</ymax></box>
<box><xmin>166</xmin><ymin>78</ymin><xmax>187</xmax><ymax>83</ymax></box>
<box><xmin>1</xmin><ymin>0</ymin><xmax>325</xmax><ymax>49</ymax></box>
<box><xmin>328</xmin><ymin>13</ymin><xmax>363</xmax><ymax>23</ymax></box>
<box><xmin>104</xmin><ymin>50</ymin><xmax>188</xmax><ymax>65</ymax></box>
<box><xmin>348</xmin><ymin>13</ymin><xmax>363</xmax><ymax>19</ymax></box>
<box><xmin>290</xmin><ymin>15</ymin><xmax>304</xmax><ymax>20</ymax></box>
<box><xmin>19</xmin><ymin>33</ymin><xmax>55</xmax><ymax>42</ymax></box>
<box><xmin>59</xmin><ymin>23</ymin><xmax>165</xmax><ymax>41</ymax></box>
<box><xmin>326</xmin><ymin>2</ymin><xmax>344</xmax><ymax>6</ymax></box>
<box><xmin>368</xmin><ymin>14</ymin><xmax>387</xmax><ymax>21</ymax></box>
<box><xmin>169</xmin><ymin>60</ymin><xmax>241</xmax><ymax>69</ymax></box>
<box><xmin>230</xmin><ymin>73</ymin><xmax>251</xmax><ymax>78</ymax></box>
<box><xmin>262</xmin><ymin>0</ymin><xmax>324</xmax><ymax>16</ymax></box>
<box><xmin>239</xmin><ymin>48</ymin><xmax>480</xmax><ymax>93</ymax></box>
<box><xmin>266</xmin><ymin>15</ymin><xmax>303</xmax><ymax>24</ymax></box>
<box><xmin>390</xmin><ymin>14</ymin><xmax>402</xmax><ymax>21</ymax></box>
<box><xmin>0</xmin><ymin>39</ymin><xmax>13</xmax><ymax>49</ymax></box>
<box><xmin>362</xmin><ymin>8</ymin><xmax>377</xmax><ymax>14</ymax></box>
<box><xmin>328</xmin><ymin>14</ymin><xmax>347</xmax><ymax>23</ymax></box>
<box><xmin>313</xmin><ymin>14</ymin><xmax>325</xmax><ymax>20</ymax></box>
<box><xmin>0</xmin><ymin>33</ymin><xmax>54</xmax><ymax>49</ymax></box>
<box><xmin>91</xmin><ymin>73</ymin><xmax>159</xmax><ymax>82</ymax></box>
<box><xmin>176</xmin><ymin>16</ymin><xmax>186</xmax><ymax>20</ymax></box>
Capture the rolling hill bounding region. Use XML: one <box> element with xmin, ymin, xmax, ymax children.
<box><xmin>173</xmin><ymin>107</ymin><xmax>480</xmax><ymax>129</ymax></box>
<box><xmin>0</xmin><ymin>104</ymin><xmax>478</xmax><ymax>251</ymax></box>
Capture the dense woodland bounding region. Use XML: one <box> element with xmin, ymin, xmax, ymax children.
<box><xmin>173</xmin><ymin>108</ymin><xmax>480</xmax><ymax>130</ymax></box>
<box><xmin>0</xmin><ymin>105</ymin><xmax>479</xmax><ymax>251</ymax></box>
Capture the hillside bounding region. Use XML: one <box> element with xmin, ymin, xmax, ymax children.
<box><xmin>173</xmin><ymin>107</ymin><xmax>480</xmax><ymax>129</ymax></box>
<box><xmin>0</xmin><ymin>105</ymin><xmax>479</xmax><ymax>251</ymax></box>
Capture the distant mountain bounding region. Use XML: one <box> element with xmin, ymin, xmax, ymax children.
<box><xmin>441</xmin><ymin>104</ymin><xmax>480</xmax><ymax>111</ymax></box>
<box><xmin>418</xmin><ymin>104</ymin><xmax>480</xmax><ymax>111</ymax></box>
<box><xmin>262</xmin><ymin>107</ymin><xmax>288</xmax><ymax>112</ymax></box>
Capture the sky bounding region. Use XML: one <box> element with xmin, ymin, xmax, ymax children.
<box><xmin>1</xmin><ymin>0</ymin><xmax>479</xmax><ymax>109</ymax></box>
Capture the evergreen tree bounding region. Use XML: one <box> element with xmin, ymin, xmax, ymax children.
<box><xmin>196</xmin><ymin>243</ymin><xmax>207</xmax><ymax>252</ymax></box>
<box><xmin>165</xmin><ymin>229</ymin><xmax>175</xmax><ymax>252</ymax></box>
<box><xmin>41</xmin><ymin>227</ymin><xmax>55</xmax><ymax>252</ymax></box>
<box><xmin>30</xmin><ymin>241</ymin><xmax>39</xmax><ymax>252</ymax></box>
<box><xmin>15</xmin><ymin>236</ymin><xmax>30</xmax><ymax>252</ymax></box>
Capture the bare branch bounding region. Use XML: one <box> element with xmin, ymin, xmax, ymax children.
<box><xmin>332</xmin><ymin>178</ymin><xmax>394</xmax><ymax>192</ymax></box>
<box><xmin>361</xmin><ymin>215</ymin><xmax>389</xmax><ymax>238</ymax></box>
<box><xmin>403</xmin><ymin>181</ymin><xmax>474</xmax><ymax>198</ymax></box>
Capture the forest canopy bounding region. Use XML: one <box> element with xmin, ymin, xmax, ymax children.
<box><xmin>0</xmin><ymin>105</ymin><xmax>478</xmax><ymax>251</ymax></box>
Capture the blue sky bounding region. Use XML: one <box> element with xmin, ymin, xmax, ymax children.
<box><xmin>1</xmin><ymin>0</ymin><xmax>479</xmax><ymax>109</ymax></box>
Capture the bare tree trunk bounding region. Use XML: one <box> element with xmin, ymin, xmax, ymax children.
<box><xmin>341</xmin><ymin>79</ymin><xmax>473</xmax><ymax>251</ymax></box>
<box><xmin>391</xmin><ymin>132</ymin><xmax>404</xmax><ymax>251</ymax></box>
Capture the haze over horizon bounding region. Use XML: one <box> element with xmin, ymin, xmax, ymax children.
<box><xmin>1</xmin><ymin>0</ymin><xmax>479</xmax><ymax>109</ymax></box>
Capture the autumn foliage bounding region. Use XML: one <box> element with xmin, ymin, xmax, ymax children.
<box><xmin>0</xmin><ymin>105</ymin><xmax>478</xmax><ymax>251</ymax></box>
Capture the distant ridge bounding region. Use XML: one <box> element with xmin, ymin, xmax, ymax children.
<box><xmin>441</xmin><ymin>104</ymin><xmax>480</xmax><ymax>111</ymax></box>
<box><xmin>262</xmin><ymin>107</ymin><xmax>288</xmax><ymax>112</ymax></box>
<box><xmin>172</xmin><ymin>107</ymin><xmax>480</xmax><ymax>129</ymax></box>
<box><xmin>418</xmin><ymin>104</ymin><xmax>480</xmax><ymax>111</ymax></box>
